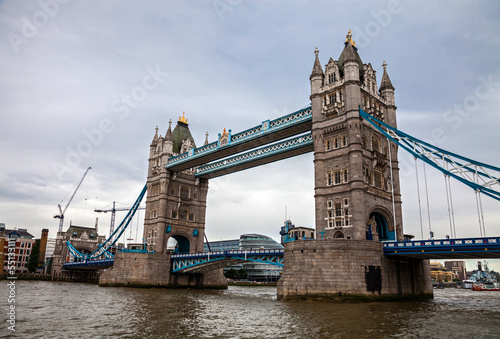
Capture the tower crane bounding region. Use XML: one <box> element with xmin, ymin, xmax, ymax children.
<box><xmin>54</xmin><ymin>167</ymin><xmax>92</xmax><ymax>232</ymax></box>
<box><xmin>94</xmin><ymin>201</ymin><xmax>145</xmax><ymax>236</ymax></box>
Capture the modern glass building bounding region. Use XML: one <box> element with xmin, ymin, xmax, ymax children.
<box><xmin>203</xmin><ymin>239</ymin><xmax>239</xmax><ymax>252</ymax></box>
<box><xmin>204</xmin><ymin>233</ymin><xmax>284</xmax><ymax>282</ymax></box>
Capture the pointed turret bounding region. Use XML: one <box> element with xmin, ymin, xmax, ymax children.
<box><xmin>338</xmin><ymin>29</ymin><xmax>364</xmax><ymax>80</ymax></box>
<box><xmin>204</xmin><ymin>131</ymin><xmax>209</xmax><ymax>146</ymax></box>
<box><xmin>171</xmin><ymin>112</ymin><xmax>196</xmax><ymax>154</ymax></box>
<box><xmin>310</xmin><ymin>47</ymin><xmax>324</xmax><ymax>102</ymax></box>
<box><xmin>310</xmin><ymin>47</ymin><xmax>324</xmax><ymax>80</ymax></box>
<box><xmin>379</xmin><ymin>61</ymin><xmax>396</xmax><ymax>128</ymax></box>
<box><xmin>150</xmin><ymin>126</ymin><xmax>159</xmax><ymax>146</ymax></box>
<box><xmin>379</xmin><ymin>61</ymin><xmax>394</xmax><ymax>91</ymax></box>
<box><xmin>165</xmin><ymin>119</ymin><xmax>173</xmax><ymax>141</ymax></box>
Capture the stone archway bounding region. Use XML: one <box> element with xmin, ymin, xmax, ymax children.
<box><xmin>367</xmin><ymin>208</ymin><xmax>395</xmax><ymax>241</ymax></box>
<box><xmin>333</xmin><ymin>231</ymin><xmax>345</xmax><ymax>239</ymax></box>
<box><xmin>166</xmin><ymin>234</ymin><xmax>191</xmax><ymax>254</ymax></box>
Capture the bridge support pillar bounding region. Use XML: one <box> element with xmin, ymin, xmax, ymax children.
<box><xmin>99</xmin><ymin>252</ymin><xmax>227</xmax><ymax>289</ymax></box>
<box><xmin>277</xmin><ymin>239</ymin><xmax>433</xmax><ymax>301</ymax></box>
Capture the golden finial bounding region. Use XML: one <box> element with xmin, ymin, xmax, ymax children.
<box><xmin>223</xmin><ymin>128</ymin><xmax>227</xmax><ymax>135</ymax></box>
<box><xmin>179</xmin><ymin>111</ymin><xmax>188</xmax><ymax>124</ymax></box>
<box><xmin>346</xmin><ymin>29</ymin><xmax>355</xmax><ymax>47</ymax></box>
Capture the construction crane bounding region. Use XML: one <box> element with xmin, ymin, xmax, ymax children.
<box><xmin>94</xmin><ymin>201</ymin><xmax>145</xmax><ymax>236</ymax></box>
<box><xmin>54</xmin><ymin>167</ymin><xmax>92</xmax><ymax>232</ymax></box>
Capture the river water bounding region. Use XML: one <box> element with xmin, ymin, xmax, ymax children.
<box><xmin>1</xmin><ymin>281</ymin><xmax>499</xmax><ymax>338</ymax></box>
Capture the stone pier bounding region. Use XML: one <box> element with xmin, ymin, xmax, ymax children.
<box><xmin>99</xmin><ymin>252</ymin><xmax>227</xmax><ymax>289</ymax></box>
<box><xmin>277</xmin><ymin>239</ymin><xmax>433</xmax><ymax>301</ymax></box>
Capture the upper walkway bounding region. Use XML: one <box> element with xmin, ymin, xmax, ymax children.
<box><xmin>165</xmin><ymin>106</ymin><xmax>312</xmax><ymax>174</ymax></box>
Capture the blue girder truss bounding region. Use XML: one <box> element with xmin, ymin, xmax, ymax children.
<box><xmin>166</xmin><ymin>106</ymin><xmax>312</xmax><ymax>171</ymax></box>
<box><xmin>171</xmin><ymin>249</ymin><xmax>284</xmax><ymax>273</ymax></box>
<box><xmin>383</xmin><ymin>236</ymin><xmax>500</xmax><ymax>259</ymax></box>
<box><xmin>66</xmin><ymin>183</ymin><xmax>147</xmax><ymax>260</ymax></box>
<box><xmin>62</xmin><ymin>258</ymin><xmax>115</xmax><ymax>270</ymax></box>
<box><xmin>359</xmin><ymin>108</ymin><xmax>500</xmax><ymax>202</ymax></box>
<box><xmin>195</xmin><ymin>133</ymin><xmax>313</xmax><ymax>178</ymax></box>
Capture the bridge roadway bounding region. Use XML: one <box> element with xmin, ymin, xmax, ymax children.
<box><xmin>171</xmin><ymin>249</ymin><xmax>284</xmax><ymax>273</ymax></box>
<box><xmin>62</xmin><ymin>237</ymin><xmax>500</xmax><ymax>271</ymax></box>
<box><xmin>165</xmin><ymin>106</ymin><xmax>312</xmax><ymax>174</ymax></box>
<box><xmin>383</xmin><ymin>236</ymin><xmax>500</xmax><ymax>259</ymax></box>
<box><xmin>62</xmin><ymin>249</ymin><xmax>285</xmax><ymax>273</ymax></box>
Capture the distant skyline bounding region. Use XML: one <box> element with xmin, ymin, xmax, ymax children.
<box><xmin>1</xmin><ymin>1</ymin><xmax>499</xmax><ymax>270</ymax></box>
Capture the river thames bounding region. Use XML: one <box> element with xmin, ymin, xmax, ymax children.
<box><xmin>1</xmin><ymin>281</ymin><xmax>499</xmax><ymax>338</ymax></box>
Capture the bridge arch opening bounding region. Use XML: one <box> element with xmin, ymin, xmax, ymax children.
<box><xmin>166</xmin><ymin>235</ymin><xmax>190</xmax><ymax>254</ymax></box>
<box><xmin>368</xmin><ymin>210</ymin><xmax>395</xmax><ymax>241</ymax></box>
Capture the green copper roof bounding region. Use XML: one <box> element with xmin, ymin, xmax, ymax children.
<box><xmin>337</xmin><ymin>41</ymin><xmax>364</xmax><ymax>77</ymax></box>
<box><xmin>171</xmin><ymin>121</ymin><xmax>196</xmax><ymax>154</ymax></box>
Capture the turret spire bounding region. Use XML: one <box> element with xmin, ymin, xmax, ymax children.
<box><xmin>165</xmin><ymin>119</ymin><xmax>173</xmax><ymax>140</ymax></box>
<box><xmin>380</xmin><ymin>60</ymin><xmax>394</xmax><ymax>91</ymax></box>
<box><xmin>310</xmin><ymin>47</ymin><xmax>324</xmax><ymax>80</ymax></box>
<box><xmin>204</xmin><ymin>131</ymin><xmax>209</xmax><ymax>146</ymax></box>
<box><xmin>150</xmin><ymin>125</ymin><xmax>159</xmax><ymax>146</ymax></box>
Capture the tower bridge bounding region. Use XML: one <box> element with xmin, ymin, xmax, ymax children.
<box><xmin>61</xmin><ymin>31</ymin><xmax>499</xmax><ymax>301</ymax></box>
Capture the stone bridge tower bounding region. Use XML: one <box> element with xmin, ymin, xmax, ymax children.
<box><xmin>101</xmin><ymin>113</ymin><xmax>226</xmax><ymax>289</ymax></box>
<box><xmin>310</xmin><ymin>30</ymin><xmax>403</xmax><ymax>242</ymax></box>
<box><xmin>144</xmin><ymin>113</ymin><xmax>209</xmax><ymax>255</ymax></box>
<box><xmin>278</xmin><ymin>31</ymin><xmax>432</xmax><ymax>301</ymax></box>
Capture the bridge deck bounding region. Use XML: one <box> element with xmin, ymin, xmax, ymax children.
<box><xmin>171</xmin><ymin>249</ymin><xmax>284</xmax><ymax>273</ymax></box>
<box><xmin>383</xmin><ymin>237</ymin><xmax>500</xmax><ymax>259</ymax></box>
<box><xmin>62</xmin><ymin>258</ymin><xmax>114</xmax><ymax>270</ymax></box>
<box><xmin>166</xmin><ymin>106</ymin><xmax>311</xmax><ymax>172</ymax></box>
<box><xmin>195</xmin><ymin>133</ymin><xmax>313</xmax><ymax>179</ymax></box>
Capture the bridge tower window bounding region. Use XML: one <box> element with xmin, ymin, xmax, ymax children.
<box><xmin>180</xmin><ymin>186</ymin><xmax>189</xmax><ymax>199</ymax></box>
<box><xmin>374</xmin><ymin>170</ymin><xmax>383</xmax><ymax>189</ymax></box>
<box><xmin>334</xmin><ymin>171</ymin><xmax>341</xmax><ymax>184</ymax></box>
<box><xmin>343</xmin><ymin>169</ymin><xmax>349</xmax><ymax>183</ymax></box>
<box><xmin>372</xmin><ymin>136</ymin><xmax>380</xmax><ymax>152</ymax></box>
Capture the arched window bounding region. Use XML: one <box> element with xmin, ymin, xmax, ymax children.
<box><xmin>333</xmin><ymin>231</ymin><xmax>344</xmax><ymax>239</ymax></box>
<box><xmin>372</xmin><ymin>136</ymin><xmax>380</xmax><ymax>152</ymax></box>
<box><xmin>180</xmin><ymin>186</ymin><xmax>189</xmax><ymax>199</ymax></box>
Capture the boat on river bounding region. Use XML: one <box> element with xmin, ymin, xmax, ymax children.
<box><xmin>471</xmin><ymin>282</ymin><xmax>500</xmax><ymax>291</ymax></box>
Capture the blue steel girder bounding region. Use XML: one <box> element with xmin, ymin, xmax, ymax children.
<box><xmin>195</xmin><ymin>133</ymin><xmax>313</xmax><ymax>179</ymax></box>
<box><xmin>359</xmin><ymin>108</ymin><xmax>500</xmax><ymax>202</ymax></box>
<box><xmin>66</xmin><ymin>183</ymin><xmax>147</xmax><ymax>260</ymax></box>
<box><xmin>62</xmin><ymin>258</ymin><xmax>115</xmax><ymax>270</ymax></box>
<box><xmin>383</xmin><ymin>236</ymin><xmax>500</xmax><ymax>259</ymax></box>
<box><xmin>171</xmin><ymin>249</ymin><xmax>284</xmax><ymax>274</ymax></box>
<box><xmin>166</xmin><ymin>106</ymin><xmax>312</xmax><ymax>172</ymax></box>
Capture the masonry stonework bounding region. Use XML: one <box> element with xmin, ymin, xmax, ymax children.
<box><xmin>99</xmin><ymin>252</ymin><xmax>227</xmax><ymax>288</ymax></box>
<box><xmin>277</xmin><ymin>239</ymin><xmax>432</xmax><ymax>301</ymax></box>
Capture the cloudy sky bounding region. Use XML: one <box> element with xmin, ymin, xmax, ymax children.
<box><xmin>1</xmin><ymin>1</ymin><xmax>499</xmax><ymax>270</ymax></box>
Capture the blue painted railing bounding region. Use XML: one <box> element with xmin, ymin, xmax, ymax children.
<box><xmin>383</xmin><ymin>236</ymin><xmax>500</xmax><ymax>257</ymax></box>
<box><xmin>166</xmin><ymin>106</ymin><xmax>312</xmax><ymax>169</ymax></box>
<box><xmin>171</xmin><ymin>249</ymin><xmax>284</xmax><ymax>273</ymax></box>
<box><xmin>62</xmin><ymin>258</ymin><xmax>115</xmax><ymax>269</ymax></box>
<box><xmin>195</xmin><ymin>133</ymin><xmax>313</xmax><ymax>177</ymax></box>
